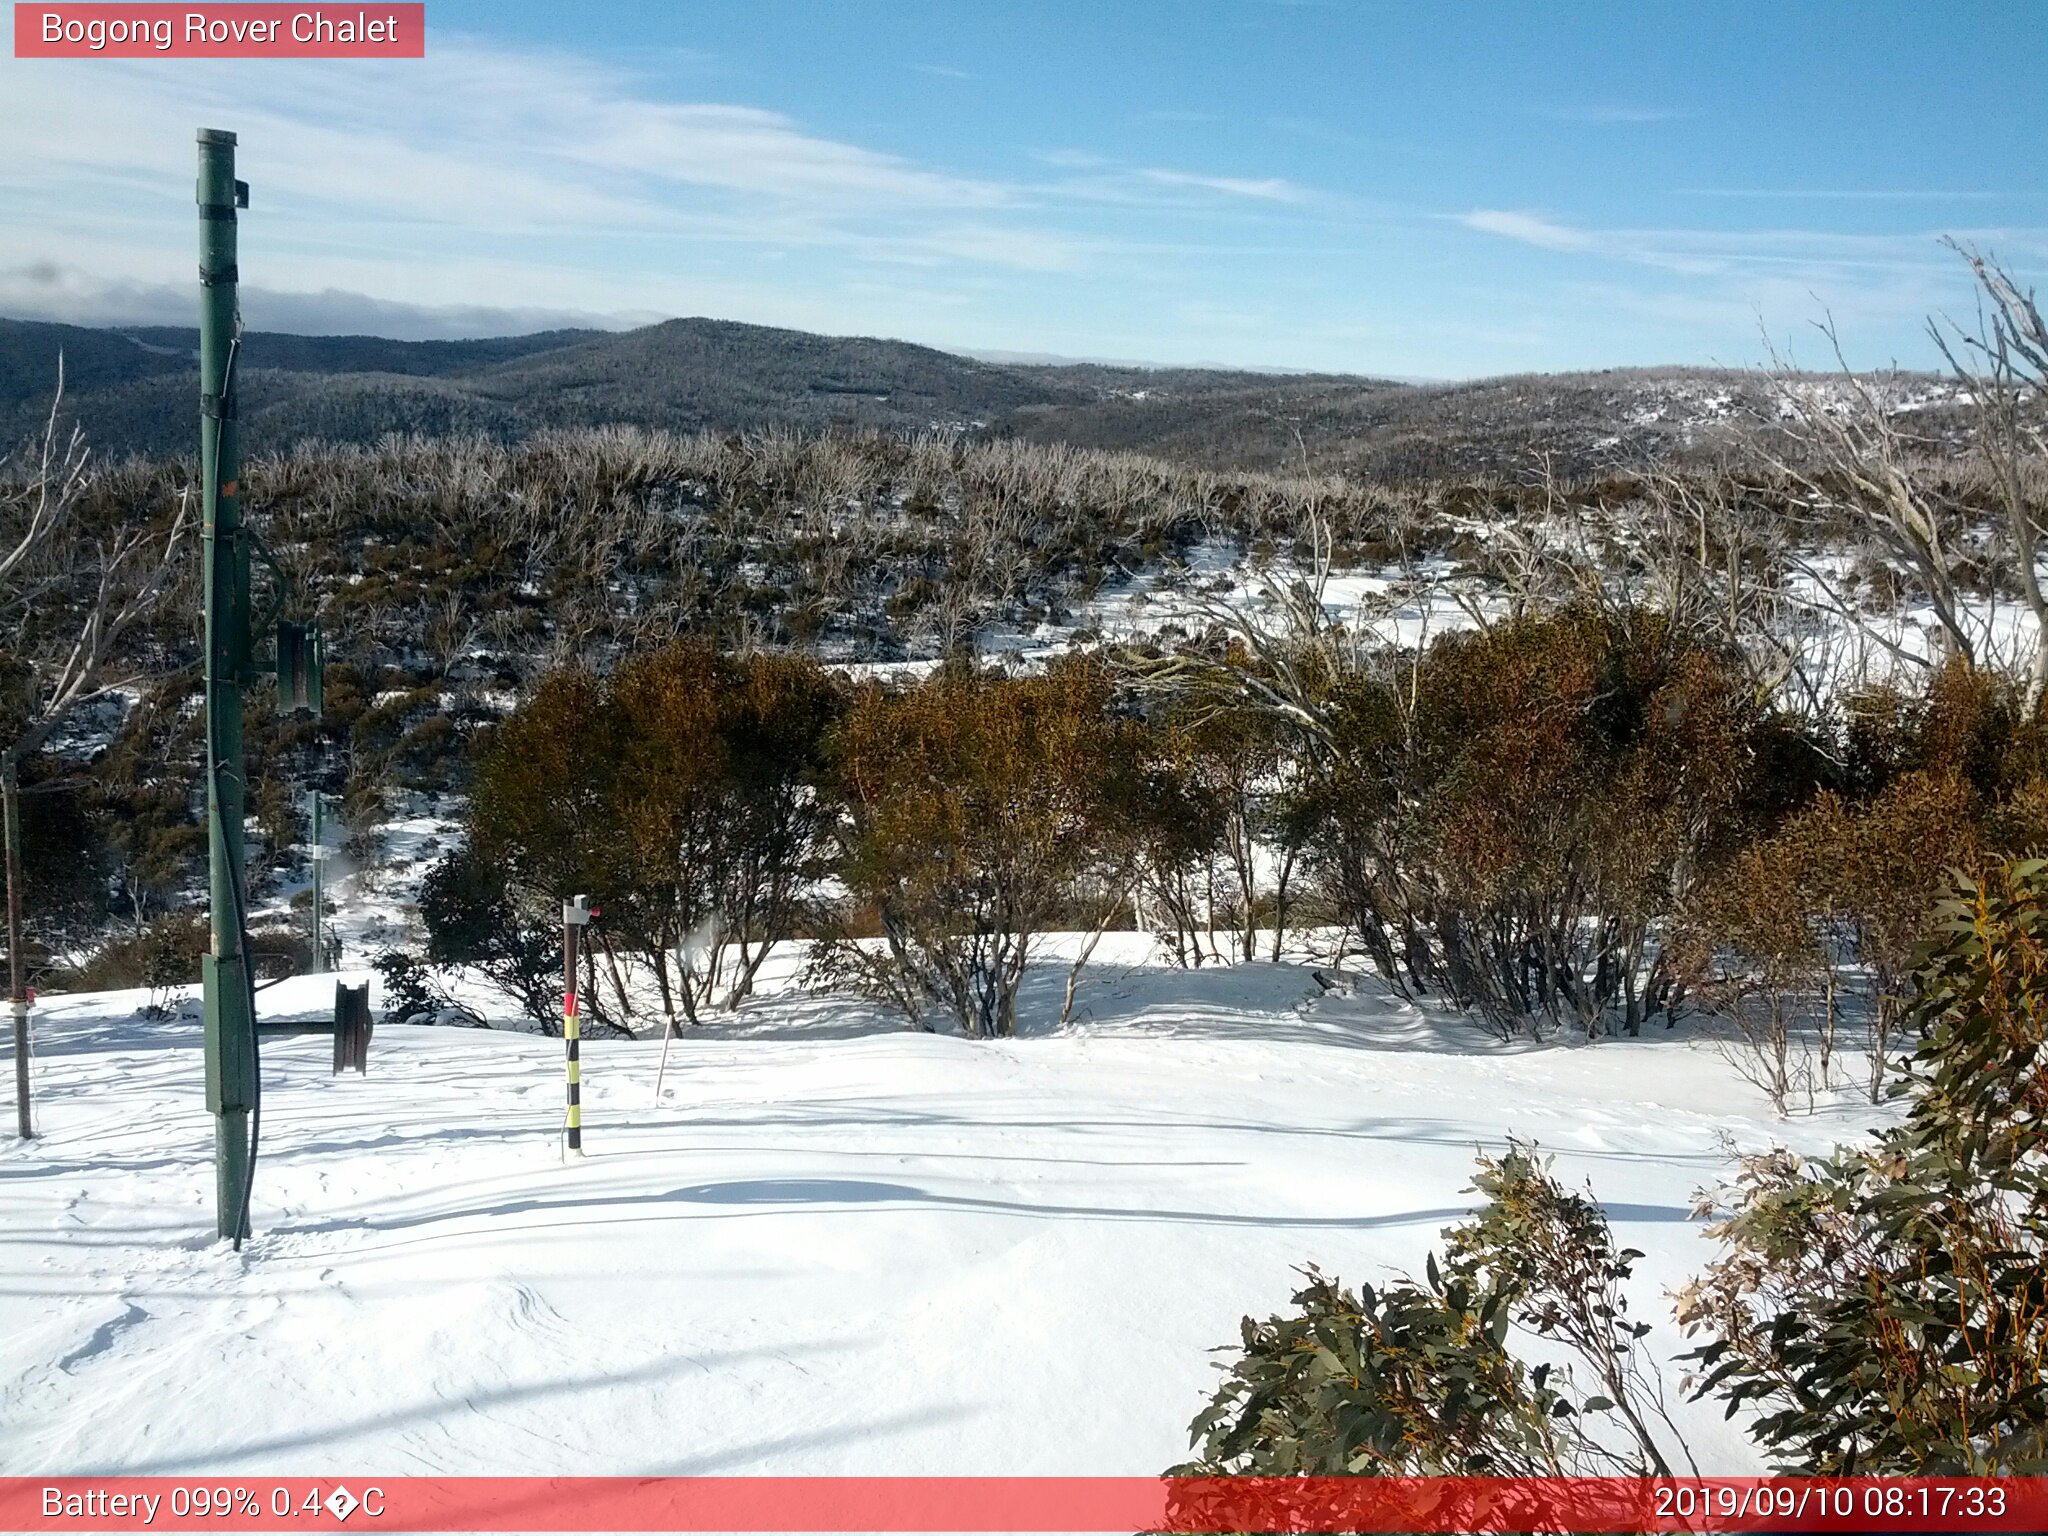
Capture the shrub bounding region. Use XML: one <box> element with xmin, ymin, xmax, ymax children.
<box><xmin>1308</xmin><ymin>609</ymin><xmax>1760</xmax><ymax>1038</ymax></box>
<box><xmin>1185</xmin><ymin>858</ymin><xmax>2048</xmax><ymax>1489</ymax></box>
<box><xmin>465</xmin><ymin>644</ymin><xmax>841</xmax><ymax>1033</ymax></box>
<box><xmin>1175</xmin><ymin>1264</ymin><xmax>1574</xmax><ymax>1478</ymax></box>
<box><xmin>57</xmin><ymin>910</ymin><xmax>209</xmax><ymax>1003</ymax></box>
<box><xmin>1674</xmin><ymin>768</ymin><xmax>1980</xmax><ymax>1109</ymax></box>
<box><xmin>833</xmin><ymin>658</ymin><xmax>1138</xmax><ymax>1036</ymax></box>
<box><xmin>1677</xmin><ymin>859</ymin><xmax>2048</xmax><ymax>1473</ymax></box>
<box><xmin>1123</xmin><ymin>720</ymin><xmax>1230</xmax><ymax>969</ymax></box>
<box><xmin>1141</xmin><ymin>703</ymin><xmax>1304</xmax><ymax>965</ymax></box>
<box><xmin>246</xmin><ymin>923</ymin><xmax>311</xmax><ymax>982</ymax></box>
<box><xmin>372</xmin><ymin>948</ymin><xmax>483</xmax><ymax>1027</ymax></box>
<box><xmin>418</xmin><ymin>847</ymin><xmax>561</xmax><ymax>1030</ymax></box>
<box><xmin>1177</xmin><ymin>1144</ymin><xmax>1692</xmax><ymax>1480</ymax></box>
<box><xmin>373</xmin><ymin>949</ymin><xmax>442</xmax><ymax>1025</ymax></box>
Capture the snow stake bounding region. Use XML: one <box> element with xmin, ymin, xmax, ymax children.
<box><xmin>562</xmin><ymin>894</ymin><xmax>595</xmax><ymax>1158</ymax></box>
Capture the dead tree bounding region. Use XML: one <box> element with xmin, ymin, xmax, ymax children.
<box><xmin>1757</xmin><ymin>325</ymin><xmax>1979</xmax><ymax>679</ymax></box>
<box><xmin>1</xmin><ymin>367</ymin><xmax>189</xmax><ymax>1136</ymax></box>
<box><xmin>1932</xmin><ymin>242</ymin><xmax>2048</xmax><ymax>712</ymax></box>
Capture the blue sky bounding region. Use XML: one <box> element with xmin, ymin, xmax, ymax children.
<box><xmin>3</xmin><ymin>0</ymin><xmax>2045</xmax><ymax>375</ymax></box>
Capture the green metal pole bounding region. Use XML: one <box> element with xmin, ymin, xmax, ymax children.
<box><xmin>197</xmin><ymin>128</ymin><xmax>254</xmax><ymax>1244</ymax></box>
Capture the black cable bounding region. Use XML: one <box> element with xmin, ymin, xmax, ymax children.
<box><xmin>210</xmin><ymin>333</ymin><xmax>262</xmax><ymax>1251</ymax></box>
<box><xmin>213</xmin><ymin>756</ymin><xmax>261</xmax><ymax>1252</ymax></box>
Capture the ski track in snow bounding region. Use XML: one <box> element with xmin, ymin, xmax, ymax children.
<box><xmin>2</xmin><ymin>944</ymin><xmax>1884</xmax><ymax>1476</ymax></box>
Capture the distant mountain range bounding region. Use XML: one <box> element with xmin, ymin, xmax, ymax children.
<box><xmin>0</xmin><ymin>314</ymin><xmax>1952</xmax><ymax>479</ymax></box>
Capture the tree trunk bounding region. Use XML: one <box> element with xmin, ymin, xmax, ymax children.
<box><xmin>1060</xmin><ymin>910</ymin><xmax>1116</xmax><ymax>1028</ymax></box>
<box><xmin>1270</xmin><ymin>845</ymin><xmax>1297</xmax><ymax>962</ymax></box>
<box><xmin>595</xmin><ymin>927</ymin><xmax>637</xmax><ymax>1038</ymax></box>
<box><xmin>2027</xmin><ymin>625</ymin><xmax>2048</xmax><ymax>720</ymax></box>
<box><xmin>4</xmin><ymin>752</ymin><xmax>31</xmax><ymax>1139</ymax></box>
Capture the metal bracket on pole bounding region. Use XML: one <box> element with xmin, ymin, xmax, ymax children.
<box><xmin>276</xmin><ymin>620</ymin><xmax>324</xmax><ymax>715</ymax></box>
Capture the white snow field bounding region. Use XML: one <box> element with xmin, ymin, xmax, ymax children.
<box><xmin>2</xmin><ymin>942</ymin><xmax>1882</xmax><ymax>1478</ymax></box>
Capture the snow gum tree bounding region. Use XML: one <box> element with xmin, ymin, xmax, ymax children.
<box><xmin>450</xmin><ymin>644</ymin><xmax>840</xmax><ymax>1033</ymax></box>
<box><xmin>1305</xmin><ymin>608</ymin><xmax>1756</xmax><ymax>1039</ymax></box>
<box><xmin>832</xmin><ymin>658</ymin><xmax>1139</xmax><ymax>1037</ymax></box>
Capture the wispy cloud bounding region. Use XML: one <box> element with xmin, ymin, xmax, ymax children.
<box><xmin>1034</xmin><ymin>148</ymin><xmax>1114</xmax><ymax>170</ymax></box>
<box><xmin>0</xmin><ymin>9</ymin><xmax>2027</xmax><ymax>375</ymax></box>
<box><xmin>0</xmin><ymin>30</ymin><xmax>1070</xmax><ymax>321</ymax></box>
<box><xmin>1449</xmin><ymin>205</ymin><xmax>2047</xmax><ymax>366</ymax></box>
<box><xmin>1674</xmin><ymin>187</ymin><xmax>2015</xmax><ymax>201</ymax></box>
<box><xmin>1458</xmin><ymin>210</ymin><xmax>1591</xmax><ymax>251</ymax></box>
<box><xmin>1454</xmin><ymin>208</ymin><xmax>2003</xmax><ymax>279</ymax></box>
<box><xmin>1138</xmin><ymin>168</ymin><xmax>1308</xmax><ymax>204</ymax></box>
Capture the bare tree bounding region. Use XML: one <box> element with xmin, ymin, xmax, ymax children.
<box><xmin>1121</xmin><ymin>506</ymin><xmax>1356</xmax><ymax>749</ymax></box>
<box><xmin>1932</xmin><ymin>243</ymin><xmax>2048</xmax><ymax>711</ymax></box>
<box><xmin>1756</xmin><ymin>324</ymin><xmax>1979</xmax><ymax>679</ymax></box>
<box><xmin>1</xmin><ymin>367</ymin><xmax>190</xmax><ymax>1137</ymax></box>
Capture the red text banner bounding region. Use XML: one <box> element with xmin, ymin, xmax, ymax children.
<box><xmin>14</xmin><ymin>5</ymin><xmax>425</xmax><ymax>58</ymax></box>
<box><xmin>4</xmin><ymin>1477</ymin><xmax>2048</xmax><ymax>1533</ymax></box>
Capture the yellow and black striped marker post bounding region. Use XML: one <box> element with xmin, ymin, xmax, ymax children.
<box><xmin>562</xmin><ymin>894</ymin><xmax>594</xmax><ymax>1159</ymax></box>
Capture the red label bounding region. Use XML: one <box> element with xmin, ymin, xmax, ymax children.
<box><xmin>3</xmin><ymin>1478</ymin><xmax>2048</xmax><ymax>1533</ymax></box>
<box><xmin>14</xmin><ymin>4</ymin><xmax>426</xmax><ymax>57</ymax></box>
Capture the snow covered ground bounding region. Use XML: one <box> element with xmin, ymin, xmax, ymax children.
<box><xmin>2</xmin><ymin>941</ymin><xmax>1885</xmax><ymax>1478</ymax></box>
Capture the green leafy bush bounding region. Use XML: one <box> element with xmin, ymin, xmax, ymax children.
<box><xmin>1184</xmin><ymin>862</ymin><xmax>2048</xmax><ymax>1486</ymax></box>
<box><xmin>1177</xmin><ymin>1144</ymin><xmax>1691</xmax><ymax>1480</ymax></box>
<box><xmin>372</xmin><ymin>948</ymin><xmax>479</xmax><ymax>1028</ymax></box>
<box><xmin>1176</xmin><ymin>1264</ymin><xmax>1573</xmax><ymax>1478</ymax></box>
<box><xmin>418</xmin><ymin>846</ymin><xmax>560</xmax><ymax>1030</ymax></box>
<box><xmin>1677</xmin><ymin>859</ymin><xmax>2048</xmax><ymax>1473</ymax></box>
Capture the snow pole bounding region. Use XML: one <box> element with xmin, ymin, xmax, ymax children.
<box><xmin>562</xmin><ymin>894</ymin><xmax>594</xmax><ymax>1158</ymax></box>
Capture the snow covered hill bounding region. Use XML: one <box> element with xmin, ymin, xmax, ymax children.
<box><xmin>2</xmin><ymin>945</ymin><xmax>1882</xmax><ymax>1477</ymax></box>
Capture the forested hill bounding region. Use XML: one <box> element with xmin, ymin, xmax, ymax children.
<box><xmin>0</xmin><ymin>312</ymin><xmax>1953</xmax><ymax>478</ymax></box>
